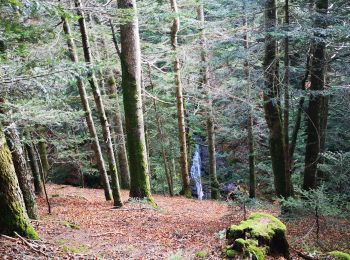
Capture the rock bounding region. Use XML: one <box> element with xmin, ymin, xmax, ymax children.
<box><xmin>225</xmin><ymin>212</ymin><xmax>289</xmax><ymax>259</ymax></box>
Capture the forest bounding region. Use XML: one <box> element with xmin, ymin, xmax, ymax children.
<box><xmin>0</xmin><ymin>0</ymin><xmax>349</xmax><ymax>259</ymax></box>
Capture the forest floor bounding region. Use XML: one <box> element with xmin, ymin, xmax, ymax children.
<box><xmin>0</xmin><ymin>184</ymin><xmax>349</xmax><ymax>259</ymax></box>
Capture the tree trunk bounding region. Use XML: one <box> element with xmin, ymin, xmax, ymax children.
<box><xmin>289</xmin><ymin>50</ymin><xmax>310</xmax><ymax>163</ymax></box>
<box><xmin>74</xmin><ymin>0</ymin><xmax>123</xmax><ymax>207</ymax></box>
<box><xmin>242</xmin><ymin>2</ymin><xmax>256</xmax><ymax>198</ymax></box>
<box><xmin>4</xmin><ymin>124</ymin><xmax>38</xmax><ymax>220</ymax></box>
<box><xmin>170</xmin><ymin>0</ymin><xmax>191</xmax><ymax>198</ymax></box>
<box><xmin>105</xmin><ymin>70</ymin><xmax>131</xmax><ymax>189</ymax></box>
<box><xmin>197</xmin><ymin>4</ymin><xmax>219</xmax><ymax>200</ymax></box>
<box><xmin>37</xmin><ymin>126</ymin><xmax>50</xmax><ymax>182</ymax></box>
<box><xmin>263</xmin><ymin>0</ymin><xmax>291</xmax><ymax>198</ymax></box>
<box><xmin>24</xmin><ymin>132</ymin><xmax>43</xmax><ymax>196</ymax></box>
<box><xmin>148</xmin><ymin>65</ymin><xmax>174</xmax><ymax>196</ymax></box>
<box><xmin>117</xmin><ymin>0</ymin><xmax>153</xmax><ymax>202</ymax></box>
<box><xmin>0</xmin><ymin>129</ymin><xmax>39</xmax><ymax>239</ymax></box>
<box><xmin>303</xmin><ymin>0</ymin><xmax>328</xmax><ymax>190</ymax></box>
<box><xmin>283</xmin><ymin>0</ymin><xmax>293</xmax><ymax>194</ymax></box>
<box><xmin>62</xmin><ymin>17</ymin><xmax>112</xmax><ymax>201</ymax></box>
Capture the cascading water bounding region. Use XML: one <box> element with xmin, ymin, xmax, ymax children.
<box><xmin>190</xmin><ymin>144</ymin><xmax>204</xmax><ymax>200</ymax></box>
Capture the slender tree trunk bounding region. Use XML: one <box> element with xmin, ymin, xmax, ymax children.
<box><xmin>147</xmin><ymin>65</ymin><xmax>174</xmax><ymax>196</ymax></box>
<box><xmin>0</xmin><ymin>128</ymin><xmax>39</xmax><ymax>239</ymax></box>
<box><xmin>170</xmin><ymin>0</ymin><xmax>191</xmax><ymax>198</ymax></box>
<box><xmin>283</xmin><ymin>0</ymin><xmax>293</xmax><ymax>194</ymax></box>
<box><xmin>263</xmin><ymin>0</ymin><xmax>291</xmax><ymax>198</ymax></box>
<box><xmin>24</xmin><ymin>132</ymin><xmax>43</xmax><ymax>196</ymax></box>
<box><xmin>303</xmin><ymin>0</ymin><xmax>328</xmax><ymax>190</ymax></box>
<box><xmin>197</xmin><ymin>4</ymin><xmax>219</xmax><ymax>200</ymax></box>
<box><xmin>105</xmin><ymin>70</ymin><xmax>130</xmax><ymax>189</ymax></box>
<box><xmin>74</xmin><ymin>0</ymin><xmax>123</xmax><ymax>207</ymax></box>
<box><xmin>117</xmin><ymin>0</ymin><xmax>153</xmax><ymax>202</ymax></box>
<box><xmin>37</xmin><ymin>126</ymin><xmax>49</xmax><ymax>182</ymax></box>
<box><xmin>4</xmin><ymin>124</ymin><xmax>38</xmax><ymax>219</ymax></box>
<box><xmin>62</xmin><ymin>17</ymin><xmax>112</xmax><ymax>201</ymax></box>
<box><xmin>289</xmin><ymin>50</ymin><xmax>310</xmax><ymax>163</ymax></box>
<box><xmin>242</xmin><ymin>3</ymin><xmax>256</xmax><ymax>198</ymax></box>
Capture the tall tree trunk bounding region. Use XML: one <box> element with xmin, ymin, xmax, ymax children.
<box><xmin>105</xmin><ymin>70</ymin><xmax>131</xmax><ymax>189</ymax></box>
<box><xmin>62</xmin><ymin>17</ymin><xmax>112</xmax><ymax>201</ymax></box>
<box><xmin>303</xmin><ymin>0</ymin><xmax>328</xmax><ymax>190</ymax></box>
<box><xmin>283</xmin><ymin>0</ymin><xmax>293</xmax><ymax>194</ymax></box>
<box><xmin>4</xmin><ymin>124</ymin><xmax>38</xmax><ymax>219</ymax></box>
<box><xmin>0</xmin><ymin>128</ymin><xmax>39</xmax><ymax>239</ymax></box>
<box><xmin>24</xmin><ymin>132</ymin><xmax>43</xmax><ymax>196</ymax></box>
<box><xmin>147</xmin><ymin>65</ymin><xmax>174</xmax><ymax>196</ymax></box>
<box><xmin>289</xmin><ymin>50</ymin><xmax>310</xmax><ymax>163</ymax></box>
<box><xmin>37</xmin><ymin>126</ymin><xmax>50</xmax><ymax>182</ymax></box>
<box><xmin>197</xmin><ymin>4</ymin><xmax>219</xmax><ymax>200</ymax></box>
<box><xmin>263</xmin><ymin>0</ymin><xmax>291</xmax><ymax>198</ymax></box>
<box><xmin>74</xmin><ymin>0</ymin><xmax>123</xmax><ymax>207</ymax></box>
<box><xmin>170</xmin><ymin>0</ymin><xmax>191</xmax><ymax>198</ymax></box>
<box><xmin>117</xmin><ymin>0</ymin><xmax>153</xmax><ymax>202</ymax></box>
<box><xmin>242</xmin><ymin>2</ymin><xmax>256</xmax><ymax>198</ymax></box>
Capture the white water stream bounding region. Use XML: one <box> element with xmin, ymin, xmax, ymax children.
<box><xmin>190</xmin><ymin>145</ymin><xmax>204</xmax><ymax>200</ymax></box>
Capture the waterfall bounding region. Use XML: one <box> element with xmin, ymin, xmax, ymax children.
<box><xmin>190</xmin><ymin>144</ymin><xmax>204</xmax><ymax>200</ymax></box>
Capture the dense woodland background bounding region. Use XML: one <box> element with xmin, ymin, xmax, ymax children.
<box><xmin>0</xmin><ymin>0</ymin><xmax>349</xmax><ymax>259</ymax></box>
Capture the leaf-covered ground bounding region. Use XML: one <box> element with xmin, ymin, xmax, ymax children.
<box><xmin>0</xmin><ymin>184</ymin><xmax>349</xmax><ymax>259</ymax></box>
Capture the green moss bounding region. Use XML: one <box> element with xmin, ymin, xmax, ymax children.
<box><xmin>227</xmin><ymin>212</ymin><xmax>286</xmax><ymax>241</ymax></box>
<box><xmin>225</xmin><ymin>249</ymin><xmax>237</xmax><ymax>258</ymax></box>
<box><xmin>328</xmin><ymin>251</ymin><xmax>350</xmax><ymax>260</ymax></box>
<box><xmin>195</xmin><ymin>250</ymin><xmax>208</xmax><ymax>258</ymax></box>
<box><xmin>60</xmin><ymin>220</ymin><xmax>80</xmax><ymax>230</ymax></box>
<box><xmin>226</xmin><ymin>213</ymin><xmax>289</xmax><ymax>259</ymax></box>
<box><xmin>62</xmin><ymin>244</ymin><xmax>89</xmax><ymax>254</ymax></box>
<box><xmin>52</xmin><ymin>193</ymin><xmax>59</xmax><ymax>198</ymax></box>
<box><xmin>246</xmin><ymin>244</ymin><xmax>266</xmax><ymax>260</ymax></box>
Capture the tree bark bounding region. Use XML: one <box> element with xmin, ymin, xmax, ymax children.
<box><xmin>74</xmin><ymin>0</ymin><xmax>123</xmax><ymax>207</ymax></box>
<box><xmin>197</xmin><ymin>4</ymin><xmax>219</xmax><ymax>200</ymax></box>
<box><xmin>0</xmin><ymin>129</ymin><xmax>39</xmax><ymax>239</ymax></box>
<box><xmin>242</xmin><ymin>2</ymin><xmax>256</xmax><ymax>198</ymax></box>
<box><xmin>170</xmin><ymin>0</ymin><xmax>191</xmax><ymax>198</ymax></box>
<box><xmin>303</xmin><ymin>0</ymin><xmax>328</xmax><ymax>190</ymax></box>
<box><xmin>4</xmin><ymin>124</ymin><xmax>38</xmax><ymax>220</ymax></box>
<box><xmin>105</xmin><ymin>70</ymin><xmax>131</xmax><ymax>189</ymax></box>
<box><xmin>37</xmin><ymin>126</ymin><xmax>50</xmax><ymax>182</ymax></box>
<box><xmin>24</xmin><ymin>131</ymin><xmax>43</xmax><ymax>197</ymax></box>
<box><xmin>117</xmin><ymin>0</ymin><xmax>153</xmax><ymax>202</ymax></box>
<box><xmin>62</xmin><ymin>17</ymin><xmax>112</xmax><ymax>201</ymax></box>
<box><xmin>263</xmin><ymin>0</ymin><xmax>291</xmax><ymax>198</ymax></box>
<box><xmin>283</xmin><ymin>0</ymin><xmax>293</xmax><ymax>194</ymax></box>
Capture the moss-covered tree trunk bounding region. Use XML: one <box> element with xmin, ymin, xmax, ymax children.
<box><xmin>4</xmin><ymin>124</ymin><xmax>38</xmax><ymax>220</ymax></box>
<box><xmin>62</xmin><ymin>17</ymin><xmax>112</xmax><ymax>201</ymax></box>
<box><xmin>303</xmin><ymin>0</ymin><xmax>328</xmax><ymax>190</ymax></box>
<box><xmin>263</xmin><ymin>0</ymin><xmax>291</xmax><ymax>198</ymax></box>
<box><xmin>74</xmin><ymin>0</ymin><xmax>123</xmax><ymax>207</ymax></box>
<box><xmin>24</xmin><ymin>132</ymin><xmax>43</xmax><ymax>196</ymax></box>
<box><xmin>170</xmin><ymin>0</ymin><xmax>191</xmax><ymax>198</ymax></box>
<box><xmin>118</xmin><ymin>0</ymin><xmax>153</xmax><ymax>201</ymax></box>
<box><xmin>0</xmin><ymin>128</ymin><xmax>39</xmax><ymax>239</ymax></box>
<box><xmin>37</xmin><ymin>126</ymin><xmax>49</xmax><ymax>182</ymax></box>
<box><xmin>105</xmin><ymin>70</ymin><xmax>130</xmax><ymax>189</ymax></box>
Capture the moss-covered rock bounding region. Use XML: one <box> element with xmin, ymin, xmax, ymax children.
<box><xmin>328</xmin><ymin>251</ymin><xmax>350</xmax><ymax>260</ymax></box>
<box><xmin>225</xmin><ymin>212</ymin><xmax>289</xmax><ymax>259</ymax></box>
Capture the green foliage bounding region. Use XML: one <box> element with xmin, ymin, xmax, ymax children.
<box><xmin>328</xmin><ymin>251</ymin><xmax>350</xmax><ymax>260</ymax></box>
<box><xmin>281</xmin><ymin>186</ymin><xmax>349</xmax><ymax>218</ymax></box>
<box><xmin>195</xmin><ymin>250</ymin><xmax>208</xmax><ymax>258</ymax></box>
